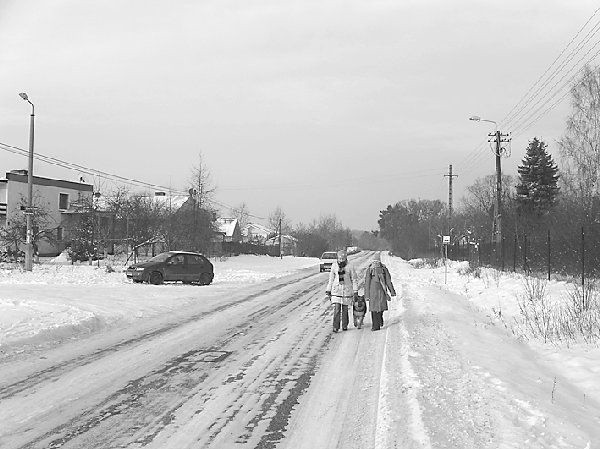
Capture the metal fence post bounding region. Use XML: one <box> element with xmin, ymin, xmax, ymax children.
<box><xmin>501</xmin><ymin>236</ymin><xmax>505</xmax><ymax>271</ymax></box>
<box><xmin>523</xmin><ymin>233</ymin><xmax>528</xmax><ymax>273</ymax></box>
<box><xmin>547</xmin><ymin>229</ymin><xmax>551</xmax><ymax>281</ymax></box>
<box><xmin>513</xmin><ymin>234</ymin><xmax>517</xmax><ymax>272</ymax></box>
<box><xmin>581</xmin><ymin>226</ymin><xmax>585</xmax><ymax>288</ymax></box>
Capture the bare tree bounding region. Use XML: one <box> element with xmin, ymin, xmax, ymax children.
<box><xmin>189</xmin><ymin>152</ymin><xmax>216</xmax><ymax>209</ymax></box>
<box><xmin>558</xmin><ymin>65</ymin><xmax>600</xmax><ymax>219</ymax></box>
<box><xmin>268</xmin><ymin>206</ymin><xmax>292</xmax><ymax>236</ymax></box>
<box><xmin>460</xmin><ymin>174</ymin><xmax>514</xmax><ymax>241</ymax></box>
<box><xmin>231</xmin><ymin>202</ymin><xmax>250</xmax><ymax>230</ymax></box>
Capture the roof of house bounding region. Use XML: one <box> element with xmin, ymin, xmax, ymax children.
<box><xmin>264</xmin><ymin>234</ymin><xmax>298</xmax><ymax>245</ymax></box>
<box><xmin>3</xmin><ymin>171</ymin><xmax>94</xmax><ymax>191</ymax></box>
<box><xmin>242</xmin><ymin>222</ymin><xmax>273</xmax><ymax>237</ymax></box>
<box><xmin>216</xmin><ymin>217</ymin><xmax>239</xmax><ymax>237</ymax></box>
<box><xmin>150</xmin><ymin>194</ymin><xmax>189</xmax><ymax>210</ymax></box>
<box><xmin>81</xmin><ymin>192</ymin><xmax>190</xmax><ymax>212</ymax></box>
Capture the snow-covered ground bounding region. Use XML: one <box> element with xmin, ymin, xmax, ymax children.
<box><xmin>386</xmin><ymin>255</ymin><xmax>600</xmax><ymax>426</ymax></box>
<box><xmin>0</xmin><ymin>255</ymin><xmax>319</xmax><ymax>353</ymax></box>
<box><xmin>1</xmin><ymin>251</ymin><xmax>599</xmax><ymax>447</ymax></box>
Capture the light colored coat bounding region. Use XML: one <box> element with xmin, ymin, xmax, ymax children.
<box><xmin>364</xmin><ymin>261</ymin><xmax>396</xmax><ymax>312</ymax></box>
<box><xmin>326</xmin><ymin>261</ymin><xmax>359</xmax><ymax>306</ymax></box>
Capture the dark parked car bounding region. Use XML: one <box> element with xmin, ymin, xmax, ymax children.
<box><xmin>126</xmin><ymin>251</ymin><xmax>214</xmax><ymax>285</ymax></box>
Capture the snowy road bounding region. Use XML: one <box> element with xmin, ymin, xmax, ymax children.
<box><xmin>1</xmin><ymin>252</ymin><xmax>600</xmax><ymax>448</ymax></box>
<box><xmin>283</xmin><ymin>257</ymin><xmax>600</xmax><ymax>449</ymax></box>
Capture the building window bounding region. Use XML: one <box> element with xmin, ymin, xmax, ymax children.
<box><xmin>59</xmin><ymin>193</ymin><xmax>69</xmax><ymax>210</ymax></box>
<box><xmin>57</xmin><ymin>227</ymin><xmax>63</xmax><ymax>241</ymax></box>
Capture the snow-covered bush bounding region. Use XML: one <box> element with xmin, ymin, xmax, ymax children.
<box><xmin>408</xmin><ymin>258</ymin><xmax>439</xmax><ymax>269</ymax></box>
<box><xmin>561</xmin><ymin>282</ymin><xmax>600</xmax><ymax>343</ymax></box>
<box><xmin>457</xmin><ymin>262</ymin><xmax>481</xmax><ymax>278</ymax></box>
<box><xmin>516</xmin><ymin>277</ymin><xmax>600</xmax><ymax>344</ymax></box>
<box><xmin>516</xmin><ymin>276</ymin><xmax>553</xmax><ymax>343</ymax></box>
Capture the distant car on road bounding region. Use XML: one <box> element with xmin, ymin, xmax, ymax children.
<box><xmin>319</xmin><ymin>251</ymin><xmax>338</xmax><ymax>272</ymax></box>
<box><xmin>126</xmin><ymin>251</ymin><xmax>214</xmax><ymax>285</ymax></box>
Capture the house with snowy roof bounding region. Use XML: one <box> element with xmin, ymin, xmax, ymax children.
<box><xmin>264</xmin><ymin>234</ymin><xmax>298</xmax><ymax>256</ymax></box>
<box><xmin>214</xmin><ymin>217</ymin><xmax>242</xmax><ymax>243</ymax></box>
<box><xmin>242</xmin><ymin>222</ymin><xmax>274</xmax><ymax>245</ymax></box>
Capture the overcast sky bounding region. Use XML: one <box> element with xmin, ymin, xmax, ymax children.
<box><xmin>1</xmin><ymin>0</ymin><xmax>598</xmax><ymax>230</ymax></box>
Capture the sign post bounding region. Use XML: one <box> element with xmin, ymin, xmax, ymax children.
<box><xmin>442</xmin><ymin>235</ymin><xmax>450</xmax><ymax>284</ymax></box>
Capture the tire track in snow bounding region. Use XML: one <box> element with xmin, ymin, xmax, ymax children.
<box><xmin>8</xmin><ymin>279</ymin><xmax>331</xmax><ymax>448</ymax></box>
<box><xmin>0</xmin><ymin>272</ymin><xmax>319</xmax><ymax>400</ymax></box>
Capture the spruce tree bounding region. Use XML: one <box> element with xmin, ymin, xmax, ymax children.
<box><xmin>516</xmin><ymin>137</ymin><xmax>560</xmax><ymax>216</ymax></box>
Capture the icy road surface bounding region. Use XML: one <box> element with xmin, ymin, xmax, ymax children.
<box><xmin>1</xmin><ymin>252</ymin><xmax>599</xmax><ymax>448</ymax></box>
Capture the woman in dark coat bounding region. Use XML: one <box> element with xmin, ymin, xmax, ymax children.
<box><xmin>364</xmin><ymin>252</ymin><xmax>396</xmax><ymax>331</ymax></box>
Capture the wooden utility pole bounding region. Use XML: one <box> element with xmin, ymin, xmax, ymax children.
<box><xmin>489</xmin><ymin>130</ymin><xmax>511</xmax><ymax>267</ymax></box>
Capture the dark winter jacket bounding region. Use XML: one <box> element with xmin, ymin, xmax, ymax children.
<box><xmin>364</xmin><ymin>261</ymin><xmax>396</xmax><ymax>312</ymax></box>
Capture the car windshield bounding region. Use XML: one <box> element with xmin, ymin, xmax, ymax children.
<box><xmin>147</xmin><ymin>253</ymin><xmax>172</xmax><ymax>263</ymax></box>
<box><xmin>321</xmin><ymin>252</ymin><xmax>337</xmax><ymax>259</ymax></box>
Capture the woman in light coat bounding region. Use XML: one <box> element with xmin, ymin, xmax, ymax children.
<box><xmin>364</xmin><ymin>252</ymin><xmax>396</xmax><ymax>331</ymax></box>
<box><xmin>326</xmin><ymin>250</ymin><xmax>358</xmax><ymax>332</ymax></box>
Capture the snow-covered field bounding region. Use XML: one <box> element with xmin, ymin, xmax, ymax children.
<box><xmin>0</xmin><ymin>255</ymin><xmax>319</xmax><ymax>352</ymax></box>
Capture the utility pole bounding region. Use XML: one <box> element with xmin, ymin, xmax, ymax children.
<box><xmin>488</xmin><ymin>130</ymin><xmax>511</xmax><ymax>268</ymax></box>
<box><xmin>19</xmin><ymin>93</ymin><xmax>35</xmax><ymax>271</ymax></box>
<box><xmin>444</xmin><ymin>164</ymin><xmax>458</xmax><ymax>235</ymax></box>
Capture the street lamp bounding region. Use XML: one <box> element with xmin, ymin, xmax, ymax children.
<box><xmin>469</xmin><ymin>114</ymin><xmax>503</xmax><ymax>269</ymax></box>
<box><xmin>19</xmin><ymin>92</ymin><xmax>35</xmax><ymax>271</ymax></box>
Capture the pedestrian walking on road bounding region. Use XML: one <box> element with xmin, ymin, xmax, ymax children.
<box><xmin>364</xmin><ymin>252</ymin><xmax>396</xmax><ymax>331</ymax></box>
<box><xmin>325</xmin><ymin>250</ymin><xmax>358</xmax><ymax>333</ymax></box>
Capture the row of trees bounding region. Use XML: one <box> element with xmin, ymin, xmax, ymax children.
<box><xmin>378</xmin><ymin>65</ymin><xmax>600</xmax><ymax>275</ymax></box>
<box><xmin>0</xmin><ymin>156</ymin><xmax>220</xmax><ymax>262</ymax></box>
<box><xmin>67</xmin><ymin>189</ymin><xmax>217</xmax><ymax>261</ymax></box>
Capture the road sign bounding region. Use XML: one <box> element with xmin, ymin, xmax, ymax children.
<box><xmin>442</xmin><ymin>235</ymin><xmax>450</xmax><ymax>244</ymax></box>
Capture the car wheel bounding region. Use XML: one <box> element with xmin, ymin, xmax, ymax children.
<box><xmin>149</xmin><ymin>271</ymin><xmax>163</xmax><ymax>285</ymax></box>
<box><xmin>199</xmin><ymin>272</ymin><xmax>212</xmax><ymax>285</ymax></box>
<box><xmin>133</xmin><ymin>279</ymin><xmax>143</xmax><ymax>284</ymax></box>
<box><xmin>182</xmin><ymin>281</ymin><xmax>192</xmax><ymax>285</ymax></box>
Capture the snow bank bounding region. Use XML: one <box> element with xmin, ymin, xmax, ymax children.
<box><xmin>397</xmin><ymin>254</ymin><xmax>600</xmax><ymax>408</ymax></box>
<box><xmin>0</xmin><ymin>255</ymin><xmax>319</xmax><ymax>354</ymax></box>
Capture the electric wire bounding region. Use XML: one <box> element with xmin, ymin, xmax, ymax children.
<box><xmin>500</xmin><ymin>8</ymin><xmax>600</xmax><ymax>130</ymax></box>
<box><xmin>0</xmin><ymin>140</ymin><xmax>269</xmax><ymax>219</ymax></box>
<box><xmin>506</xmin><ymin>34</ymin><xmax>600</xmax><ymax>135</ymax></box>
<box><xmin>460</xmin><ymin>7</ymin><xmax>600</xmax><ymax>183</ymax></box>
<box><xmin>511</xmin><ymin>42</ymin><xmax>600</xmax><ymax>138</ymax></box>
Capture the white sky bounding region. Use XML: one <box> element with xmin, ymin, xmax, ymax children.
<box><xmin>0</xmin><ymin>0</ymin><xmax>598</xmax><ymax>229</ymax></box>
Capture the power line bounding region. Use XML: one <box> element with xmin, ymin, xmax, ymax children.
<box><xmin>218</xmin><ymin>168</ymin><xmax>444</xmax><ymax>192</ymax></box>
<box><xmin>500</xmin><ymin>8</ymin><xmax>600</xmax><ymax>129</ymax></box>
<box><xmin>0</xmin><ymin>140</ymin><xmax>270</xmax><ymax>220</ymax></box>
<box><xmin>511</xmin><ymin>43</ymin><xmax>600</xmax><ymax>137</ymax></box>
<box><xmin>460</xmin><ymin>7</ymin><xmax>600</xmax><ymax>182</ymax></box>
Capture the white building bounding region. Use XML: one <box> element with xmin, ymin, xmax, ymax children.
<box><xmin>242</xmin><ymin>222</ymin><xmax>274</xmax><ymax>244</ymax></box>
<box><xmin>264</xmin><ymin>234</ymin><xmax>298</xmax><ymax>256</ymax></box>
<box><xmin>0</xmin><ymin>170</ymin><xmax>93</xmax><ymax>255</ymax></box>
<box><xmin>215</xmin><ymin>217</ymin><xmax>242</xmax><ymax>243</ymax></box>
